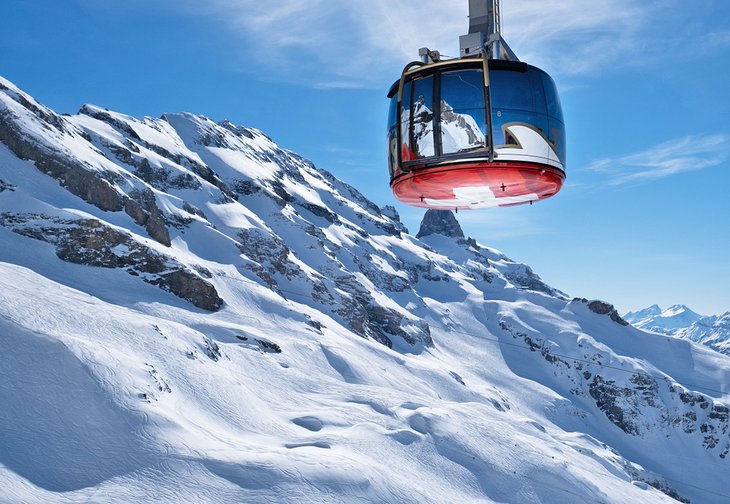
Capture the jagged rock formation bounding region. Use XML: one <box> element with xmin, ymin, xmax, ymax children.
<box><xmin>416</xmin><ymin>209</ymin><xmax>464</xmax><ymax>239</ymax></box>
<box><xmin>0</xmin><ymin>213</ymin><xmax>222</xmax><ymax>311</ymax></box>
<box><xmin>1</xmin><ymin>76</ymin><xmax>729</xmax><ymax>504</ymax></box>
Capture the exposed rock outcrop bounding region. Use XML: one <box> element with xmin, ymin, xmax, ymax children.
<box><xmin>574</xmin><ymin>298</ymin><xmax>630</xmax><ymax>326</ymax></box>
<box><xmin>416</xmin><ymin>209</ymin><xmax>464</xmax><ymax>239</ymax></box>
<box><xmin>0</xmin><ymin>213</ymin><xmax>222</xmax><ymax>311</ymax></box>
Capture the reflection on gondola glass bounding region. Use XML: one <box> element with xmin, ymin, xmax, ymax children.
<box><xmin>440</xmin><ymin>70</ymin><xmax>487</xmax><ymax>154</ymax></box>
<box><xmin>400</xmin><ymin>80</ymin><xmax>413</xmax><ymax>161</ymax></box>
<box><xmin>412</xmin><ymin>76</ymin><xmax>435</xmax><ymax>158</ymax></box>
<box><xmin>387</xmin><ymin>90</ymin><xmax>398</xmax><ymax>177</ymax></box>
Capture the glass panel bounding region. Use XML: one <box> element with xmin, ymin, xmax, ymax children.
<box><xmin>540</xmin><ymin>71</ymin><xmax>567</xmax><ymax>166</ymax></box>
<box><xmin>387</xmin><ymin>94</ymin><xmax>398</xmax><ymax>177</ymax></box>
<box><xmin>541</xmin><ymin>72</ymin><xmax>564</xmax><ymax>122</ymax></box>
<box><xmin>440</xmin><ymin>70</ymin><xmax>487</xmax><ymax>155</ymax></box>
<box><xmin>411</xmin><ymin>76</ymin><xmax>435</xmax><ymax>158</ymax></box>
<box><xmin>400</xmin><ymin>81</ymin><xmax>414</xmax><ymax>162</ymax></box>
<box><xmin>387</xmin><ymin>92</ymin><xmax>398</xmax><ymax>130</ymax></box>
<box><xmin>549</xmin><ymin>117</ymin><xmax>567</xmax><ymax>165</ymax></box>
<box><xmin>490</xmin><ymin>68</ymin><xmax>535</xmax><ymax>112</ymax></box>
<box><xmin>489</xmin><ymin>68</ymin><xmax>549</xmax><ymax>162</ymax></box>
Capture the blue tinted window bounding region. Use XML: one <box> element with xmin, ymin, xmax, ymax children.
<box><xmin>488</xmin><ymin>67</ymin><xmax>566</xmax><ymax>166</ymax></box>
<box><xmin>400</xmin><ymin>81</ymin><xmax>413</xmax><ymax>161</ymax></box>
<box><xmin>530</xmin><ymin>69</ymin><xmax>547</xmax><ymax>116</ymax></box>
<box><xmin>489</xmin><ymin>67</ymin><xmax>549</xmax><ymax>161</ymax></box>
<box><xmin>440</xmin><ymin>70</ymin><xmax>487</xmax><ymax>154</ymax></box>
<box><xmin>541</xmin><ymin>72</ymin><xmax>566</xmax><ymax>164</ymax></box>
<box><xmin>387</xmin><ymin>94</ymin><xmax>398</xmax><ymax>177</ymax></box>
<box><xmin>541</xmin><ymin>72</ymin><xmax>563</xmax><ymax>122</ymax></box>
<box><xmin>490</xmin><ymin>69</ymin><xmax>535</xmax><ymax>112</ymax></box>
<box><xmin>491</xmin><ymin>109</ymin><xmax>549</xmax><ymax>147</ymax></box>
<box><xmin>387</xmin><ymin>93</ymin><xmax>398</xmax><ymax>131</ymax></box>
<box><xmin>549</xmin><ymin>117</ymin><xmax>567</xmax><ymax>165</ymax></box>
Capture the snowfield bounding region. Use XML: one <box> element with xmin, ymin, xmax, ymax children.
<box><xmin>1</xmin><ymin>76</ymin><xmax>729</xmax><ymax>503</ymax></box>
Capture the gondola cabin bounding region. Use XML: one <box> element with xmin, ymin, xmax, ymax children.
<box><xmin>387</xmin><ymin>1</ymin><xmax>566</xmax><ymax>210</ymax></box>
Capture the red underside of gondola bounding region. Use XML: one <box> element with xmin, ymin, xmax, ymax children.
<box><xmin>390</xmin><ymin>161</ymin><xmax>565</xmax><ymax>210</ymax></box>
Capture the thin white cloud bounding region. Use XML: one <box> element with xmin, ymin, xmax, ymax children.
<box><xmin>503</xmin><ymin>0</ymin><xmax>652</xmax><ymax>76</ymax></box>
<box><xmin>698</xmin><ymin>30</ymin><xmax>730</xmax><ymax>53</ymax></box>
<box><xmin>586</xmin><ymin>134</ymin><xmax>730</xmax><ymax>185</ymax></box>
<box><xmin>172</xmin><ymin>0</ymin><xmax>683</xmax><ymax>88</ymax></box>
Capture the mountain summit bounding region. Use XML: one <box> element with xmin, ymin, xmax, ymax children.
<box><xmin>416</xmin><ymin>209</ymin><xmax>465</xmax><ymax>239</ymax></box>
<box><xmin>1</xmin><ymin>76</ymin><xmax>729</xmax><ymax>503</ymax></box>
<box><xmin>625</xmin><ymin>305</ymin><xmax>702</xmax><ymax>334</ymax></box>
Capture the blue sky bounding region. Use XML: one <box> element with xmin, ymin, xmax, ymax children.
<box><xmin>1</xmin><ymin>0</ymin><xmax>729</xmax><ymax>314</ymax></box>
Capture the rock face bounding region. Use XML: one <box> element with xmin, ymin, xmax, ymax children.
<box><xmin>576</xmin><ymin>298</ymin><xmax>630</xmax><ymax>326</ymax></box>
<box><xmin>416</xmin><ymin>209</ymin><xmax>464</xmax><ymax>239</ymax></box>
<box><xmin>0</xmin><ymin>213</ymin><xmax>222</xmax><ymax>311</ymax></box>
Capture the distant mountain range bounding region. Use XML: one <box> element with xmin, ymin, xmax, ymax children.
<box><xmin>625</xmin><ymin>305</ymin><xmax>730</xmax><ymax>355</ymax></box>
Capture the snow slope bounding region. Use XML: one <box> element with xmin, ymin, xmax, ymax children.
<box><xmin>1</xmin><ymin>76</ymin><xmax>729</xmax><ymax>503</ymax></box>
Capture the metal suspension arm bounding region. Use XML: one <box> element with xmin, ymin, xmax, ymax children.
<box><xmin>460</xmin><ymin>0</ymin><xmax>518</xmax><ymax>61</ymax></box>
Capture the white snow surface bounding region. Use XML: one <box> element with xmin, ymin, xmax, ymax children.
<box><xmin>1</xmin><ymin>77</ymin><xmax>729</xmax><ymax>503</ymax></box>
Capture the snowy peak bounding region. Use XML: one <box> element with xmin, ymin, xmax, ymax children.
<box><xmin>624</xmin><ymin>304</ymin><xmax>662</xmax><ymax>324</ymax></box>
<box><xmin>625</xmin><ymin>304</ymin><xmax>703</xmax><ymax>333</ymax></box>
<box><xmin>0</xmin><ymin>76</ymin><xmax>428</xmax><ymax>348</ymax></box>
<box><xmin>664</xmin><ymin>304</ymin><xmax>700</xmax><ymax>318</ymax></box>
<box><xmin>439</xmin><ymin>100</ymin><xmax>485</xmax><ymax>152</ymax></box>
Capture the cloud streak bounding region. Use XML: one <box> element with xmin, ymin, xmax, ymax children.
<box><xmin>586</xmin><ymin>134</ymin><xmax>730</xmax><ymax>185</ymax></box>
<box><xmin>171</xmin><ymin>0</ymin><xmax>684</xmax><ymax>89</ymax></box>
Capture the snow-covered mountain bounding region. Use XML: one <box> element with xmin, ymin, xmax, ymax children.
<box><xmin>438</xmin><ymin>99</ymin><xmax>486</xmax><ymax>153</ymax></box>
<box><xmin>626</xmin><ymin>305</ymin><xmax>730</xmax><ymax>356</ymax></box>
<box><xmin>1</xmin><ymin>76</ymin><xmax>729</xmax><ymax>504</ymax></box>
<box><xmin>407</xmin><ymin>96</ymin><xmax>485</xmax><ymax>158</ymax></box>
<box><xmin>624</xmin><ymin>305</ymin><xmax>703</xmax><ymax>335</ymax></box>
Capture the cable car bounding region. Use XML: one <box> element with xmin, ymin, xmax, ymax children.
<box><xmin>387</xmin><ymin>0</ymin><xmax>565</xmax><ymax>210</ymax></box>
